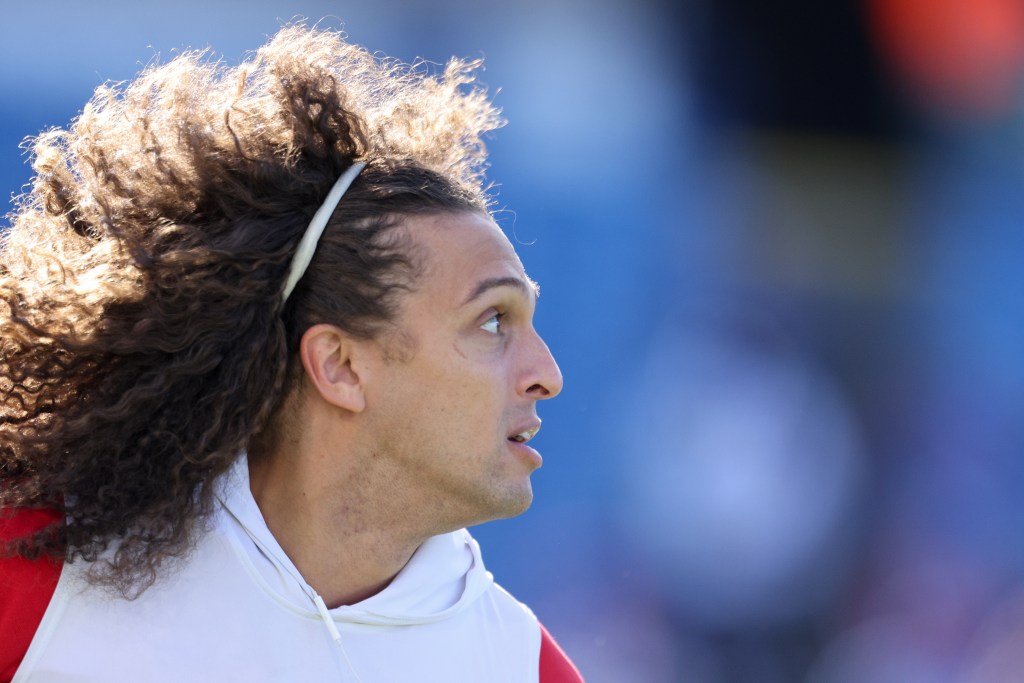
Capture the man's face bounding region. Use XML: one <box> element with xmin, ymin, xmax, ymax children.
<box><xmin>365</xmin><ymin>211</ymin><xmax>562</xmax><ymax>528</ymax></box>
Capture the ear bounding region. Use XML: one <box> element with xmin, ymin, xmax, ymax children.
<box><xmin>298</xmin><ymin>324</ymin><xmax>367</xmax><ymax>414</ymax></box>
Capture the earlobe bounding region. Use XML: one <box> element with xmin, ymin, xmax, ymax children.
<box><xmin>299</xmin><ymin>324</ymin><xmax>367</xmax><ymax>413</ymax></box>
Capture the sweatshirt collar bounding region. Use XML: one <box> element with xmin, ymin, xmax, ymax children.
<box><xmin>215</xmin><ymin>453</ymin><xmax>493</xmax><ymax>626</ymax></box>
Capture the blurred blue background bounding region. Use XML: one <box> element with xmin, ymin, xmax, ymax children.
<box><xmin>4</xmin><ymin>1</ymin><xmax>1024</xmax><ymax>681</ymax></box>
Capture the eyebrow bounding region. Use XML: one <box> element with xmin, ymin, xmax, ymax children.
<box><xmin>461</xmin><ymin>276</ymin><xmax>539</xmax><ymax>307</ymax></box>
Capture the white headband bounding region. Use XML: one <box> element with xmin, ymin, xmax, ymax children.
<box><xmin>281</xmin><ymin>161</ymin><xmax>366</xmax><ymax>302</ymax></box>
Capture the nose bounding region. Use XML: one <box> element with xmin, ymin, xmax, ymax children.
<box><xmin>518</xmin><ymin>328</ymin><xmax>563</xmax><ymax>400</ymax></box>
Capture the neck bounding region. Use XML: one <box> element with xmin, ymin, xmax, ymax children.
<box><xmin>247</xmin><ymin>433</ymin><xmax>426</xmax><ymax>609</ymax></box>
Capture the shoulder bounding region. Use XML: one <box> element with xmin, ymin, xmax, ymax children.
<box><xmin>477</xmin><ymin>582</ymin><xmax>584</xmax><ymax>681</ymax></box>
<box><xmin>0</xmin><ymin>507</ymin><xmax>64</xmax><ymax>682</ymax></box>
<box><xmin>539</xmin><ymin>622</ymin><xmax>585</xmax><ymax>683</ymax></box>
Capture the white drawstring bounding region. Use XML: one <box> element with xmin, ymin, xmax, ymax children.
<box><xmin>313</xmin><ymin>593</ymin><xmax>366</xmax><ymax>683</ymax></box>
<box><xmin>219</xmin><ymin>494</ymin><xmax>367</xmax><ymax>682</ymax></box>
<box><xmin>313</xmin><ymin>593</ymin><xmax>343</xmax><ymax>644</ymax></box>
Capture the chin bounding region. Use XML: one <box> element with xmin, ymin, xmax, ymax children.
<box><xmin>491</xmin><ymin>482</ymin><xmax>534</xmax><ymax>520</ymax></box>
<box><xmin>462</xmin><ymin>481</ymin><xmax>534</xmax><ymax>527</ymax></box>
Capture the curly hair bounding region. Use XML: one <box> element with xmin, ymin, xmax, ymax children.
<box><xmin>0</xmin><ymin>24</ymin><xmax>504</xmax><ymax>596</ymax></box>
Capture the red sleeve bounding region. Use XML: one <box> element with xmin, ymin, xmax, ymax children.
<box><xmin>0</xmin><ymin>508</ymin><xmax>63</xmax><ymax>682</ymax></box>
<box><xmin>539</xmin><ymin>622</ymin><xmax>585</xmax><ymax>682</ymax></box>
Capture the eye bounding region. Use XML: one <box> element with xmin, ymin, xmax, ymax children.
<box><xmin>480</xmin><ymin>311</ymin><xmax>504</xmax><ymax>335</ymax></box>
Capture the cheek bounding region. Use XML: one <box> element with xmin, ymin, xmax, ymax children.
<box><xmin>415</xmin><ymin>339</ymin><xmax>513</xmax><ymax>418</ymax></box>
<box><xmin>444</xmin><ymin>366</ymin><xmax>511</xmax><ymax>428</ymax></box>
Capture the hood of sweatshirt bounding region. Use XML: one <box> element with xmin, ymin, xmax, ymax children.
<box><xmin>214</xmin><ymin>453</ymin><xmax>494</xmax><ymax>627</ymax></box>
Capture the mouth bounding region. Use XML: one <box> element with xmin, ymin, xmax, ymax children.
<box><xmin>506</xmin><ymin>420</ymin><xmax>544</xmax><ymax>469</ymax></box>
<box><xmin>507</xmin><ymin>423</ymin><xmax>541</xmax><ymax>444</ymax></box>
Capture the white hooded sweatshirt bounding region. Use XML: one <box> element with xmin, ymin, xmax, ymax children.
<box><xmin>13</xmin><ymin>456</ymin><xmax>544</xmax><ymax>682</ymax></box>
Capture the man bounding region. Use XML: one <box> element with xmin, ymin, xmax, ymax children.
<box><xmin>0</xmin><ymin>25</ymin><xmax>582</xmax><ymax>681</ymax></box>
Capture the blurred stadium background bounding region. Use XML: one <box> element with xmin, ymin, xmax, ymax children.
<box><xmin>3</xmin><ymin>1</ymin><xmax>1024</xmax><ymax>681</ymax></box>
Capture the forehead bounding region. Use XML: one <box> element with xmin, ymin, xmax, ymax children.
<box><xmin>404</xmin><ymin>212</ymin><xmax>532</xmax><ymax>300</ymax></box>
